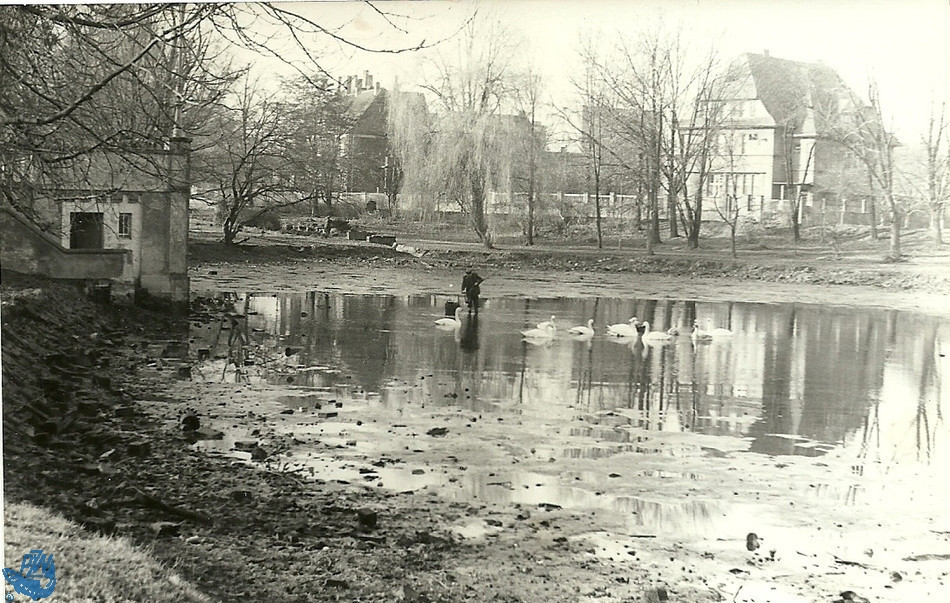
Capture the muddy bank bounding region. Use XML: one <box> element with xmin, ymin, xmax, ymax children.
<box><xmin>0</xmin><ymin>273</ymin><xmax>690</xmax><ymax>602</ymax></box>
<box><xmin>189</xmin><ymin>238</ymin><xmax>949</xmax><ymax>317</ymax></box>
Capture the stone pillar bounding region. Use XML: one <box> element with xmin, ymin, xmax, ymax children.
<box><xmin>138</xmin><ymin>137</ymin><xmax>191</xmax><ymax>309</ymax></box>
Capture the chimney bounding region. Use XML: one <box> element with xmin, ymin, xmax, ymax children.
<box><xmin>364</xmin><ymin>70</ymin><xmax>373</xmax><ymax>90</ymax></box>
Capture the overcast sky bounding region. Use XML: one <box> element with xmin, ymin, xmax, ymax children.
<box><xmin>245</xmin><ymin>0</ymin><xmax>950</xmax><ymax>141</ymax></box>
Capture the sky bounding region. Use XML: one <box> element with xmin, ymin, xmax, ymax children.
<box><xmin>239</xmin><ymin>0</ymin><xmax>950</xmax><ymax>142</ymax></box>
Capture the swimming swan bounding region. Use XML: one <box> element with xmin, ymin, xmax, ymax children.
<box><xmin>691</xmin><ymin>320</ymin><xmax>713</xmax><ymax>342</ymax></box>
<box><xmin>522</xmin><ymin>323</ymin><xmax>556</xmax><ymax>339</ymax></box>
<box><xmin>606</xmin><ymin>317</ymin><xmax>639</xmax><ymax>338</ymax></box>
<box><xmin>707</xmin><ymin>320</ymin><xmax>734</xmax><ymax>338</ymax></box>
<box><xmin>568</xmin><ymin>319</ymin><xmax>595</xmax><ymax>337</ymax></box>
<box><xmin>641</xmin><ymin>321</ymin><xmax>674</xmax><ymax>342</ymax></box>
<box><xmin>435</xmin><ymin>307</ymin><xmax>463</xmax><ymax>328</ymax></box>
<box><xmin>537</xmin><ymin>315</ymin><xmax>557</xmax><ymax>329</ymax></box>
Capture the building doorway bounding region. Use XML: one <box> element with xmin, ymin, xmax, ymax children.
<box><xmin>69</xmin><ymin>212</ymin><xmax>104</xmax><ymax>249</ymax></box>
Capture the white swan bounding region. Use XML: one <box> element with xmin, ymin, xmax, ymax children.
<box><xmin>568</xmin><ymin>319</ymin><xmax>595</xmax><ymax>337</ymax></box>
<box><xmin>537</xmin><ymin>315</ymin><xmax>556</xmax><ymax>329</ymax></box>
<box><xmin>606</xmin><ymin>316</ymin><xmax>638</xmax><ymax>338</ymax></box>
<box><xmin>707</xmin><ymin>319</ymin><xmax>734</xmax><ymax>338</ymax></box>
<box><xmin>521</xmin><ymin>323</ymin><xmax>556</xmax><ymax>339</ymax></box>
<box><xmin>691</xmin><ymin>320</ymin><xmax>713</xmax><ymax>342</ymax></box>
<box><xmin>435</xmin><ymin>307</ymin><xmax>463</xmax><ymax>328</ymax></box>
<box><xmin>641</xmin><ymin>321</ymin><xmax>673</xmax><ymax>343</ymax></box>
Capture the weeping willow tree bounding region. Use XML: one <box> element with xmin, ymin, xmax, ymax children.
<box><xmin>390</xmin><ymin>17</ymin><xmax>522</xmax><ymax>248</ymax></box>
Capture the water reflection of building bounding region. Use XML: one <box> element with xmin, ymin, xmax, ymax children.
<box><xmin>189</xmin><ymin>292</ymin><xmax>948</xmax><ymax>463</ymax></box>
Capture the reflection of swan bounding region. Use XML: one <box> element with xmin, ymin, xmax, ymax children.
<box><xmin>607</xmin><ymin>317</ymin><xmax>638</xmax><ymax>337</ymax></box>
<box><xmin>568</xmin><ymin>319</ymin><xmax>595</xmax><ymax>337</ymax></box>
<box><xmin>707</xmin><ymin>320</ymin><xmax>734</xmax><ymax>338</ymax></box>
<box><xmin>691</xmin><ymin>320</ymin><xmax>713</xmax><ymax>343</ymax></box>
<box><xmin>641</xmin><ymin>321</ymin><xmax>673</xmax><ymax>343</ymax></box>
<box><xmin>435</xmin><ymin>307</ymin><xmax>462</xmax><ymax>328</ymax></box>
<box><xmin>537</xmin><ymin>315</ymin><xmax>556</xmax><ymax>329</ymax></box>
<box><xmin>522</xmin><ymin>323</ymin><xmax>556</xmax><ymax>339</ymax></box>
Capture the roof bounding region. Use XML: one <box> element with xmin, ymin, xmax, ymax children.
<box><xmin>345</xmin><ymin>89</ymin><xmax>429</xmax><ymax>137</ymax></box>
<box><xmin>743</xmin><ymin>53</ymin><xmax>858</xmax><ymax>135</ymax></box>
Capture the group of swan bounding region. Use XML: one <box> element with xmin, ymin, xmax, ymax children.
<box><xmin>604</xmin><ymin>316</ymin><xmax>733</xmax><ymax>343</ymax></box>
<box><xmin>436</xmin><ymin>309</ymin><xmax>733</xmax><ymax>343</ymax></box>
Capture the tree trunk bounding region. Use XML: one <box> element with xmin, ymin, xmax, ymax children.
<box><xmin>930</xmin><ymin>205</ymin><xmax>943</xmax><ymax>245</ymax></box>
<box><xmin>471</xmin><ymin>175</ymin><xmax>493</xmax><ymax>249</ymax></box>
<box><xmin>866</xmin><ymin>171</ymin><xmax>879</xmax><ymax>240</ymax></box>
<box><xmin>887</xmin><ymin>197</ymin><xmax>901</xmax><ymax>258</ymax></box>
<box><xmin>686</xmin><ymin>189</ymin><xmax>702</xmax><ymax>249</ymax></box>
<box><xmin>668</xmin><ymin>193</ymin><xmax>678</xmax><ymax>238</ymax></box>
<box><xmin>790</xmin><ymin>185</ymin><xmax>801</xmax><ymax>242</ymax></box>
<box><xmin>594</xmin><ymin>174</ymin><xmax>603</xmax><ymax>249</ymax></box>
<box><xmin>730</xmin><ymin>222</ymin><xmax>737</xmax><ymax>258</ymax></box>
<box><xmin>527</xmin><ymin>124</ymin><xmax>536</xmax><ymax>245</ymax></box>
<box><xmin>650</xmin><ymin>197</ymin><xmax>661</xmax><ymax>245</ymax></box>
<box><xmin>646</xmin><ymin>190</ymin><xmax>656</xmax><ymax>255</ymax></box>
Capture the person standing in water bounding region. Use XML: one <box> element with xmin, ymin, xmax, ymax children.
<box><xmin>461</xmin><ymin>269</ymin><xmax>484</xmax><ymax>313</ymax></box>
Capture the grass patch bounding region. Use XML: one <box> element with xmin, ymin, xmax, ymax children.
<box><xmin>4</xmin><ymin>503</ymin><xmax>208</xmax><ymax>603</ymax></box>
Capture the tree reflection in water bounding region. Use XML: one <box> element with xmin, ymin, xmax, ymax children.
<box><xmin>190</xmin><ymin>292</ymin><xmax>949</xmax><ymax>464</ymax></box>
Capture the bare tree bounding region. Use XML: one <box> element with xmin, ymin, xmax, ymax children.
<box><xmin>922</xmin><ymin>101</ymin><xmax>949</xmax><ymax>244</ymax></box>
<box><xmin>387</xmin><ymin>84</ymin><xmax>433</xmax><ymax>215</ymax></box>
<box><xmin>195</xmin><ymin>77</ymin><xmax>296</xmax><ymax>245</ymax></box>
<box><xmin>561</xmin><ymin>34</ymin><xmax>611</xmax><ymax>248</ymax></box>
<box><xmin>712</xmin><ymin>129</ymin><xmax>743</xmax><ymax>257</ymax></box>
<box><xmin>825</xmin><ymin>81</ymin><xmax>903</xmax><ymax>259</ymax></box>
<box><xmin>666</xmin><ymin>45</ymin><xmax>742</xmax><ymax>249</ymax></box>
<box><xmin>404</xmin><ymin>17</ymin><xmax>522</xmax><ymax>248</ymax></box>
<box><xmin>2</xmin><ymin>2</ymin><xmax>447</xmax><ymax>228</ymax></box>
<box><xmin>282</xmin><ymin>75</ymin><xmax>354</xmax><ymax>213</ymax></box>
<box><xmin>514</xmin><ymin>67</ymin><xmax>545</xmax><ymax>245</ymax></box>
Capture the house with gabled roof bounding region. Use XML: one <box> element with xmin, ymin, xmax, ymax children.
<box><xmin>339</xmin><ymin>72</ymin><xmax>427</xmax><ymax>195</ymax></box>
<box><xmin>699</xmin><ymin>52</ymin><xmax>871</xmax><ymax>225</ymax></box>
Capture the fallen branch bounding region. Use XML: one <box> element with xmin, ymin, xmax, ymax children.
<box><xmin>833</xmin><ymin>555</ymin><xmax>873</xmax><ymax>569</ymax></box>
<box><xmin>903</xmin><ymin>553</ymin><xmax>950</xmax><ymax>562</ymax></box>
<box><xmin>133</xmin><ymin>487</ymin><xmax>213</xmax><ymax>524</ymax></box>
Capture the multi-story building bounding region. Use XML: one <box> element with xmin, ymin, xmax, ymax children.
<box><xmin>700</xmin><ymin>52</ymin><xmax>867</xmax><ymax>225</ymax></box>
<box><xmin>339</xmin><ymin>72</ymin><xmax>427</xmax><ymax>196</ymax></box>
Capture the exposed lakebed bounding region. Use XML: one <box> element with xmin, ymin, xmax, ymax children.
<box><xmin>160</xmin><ymin>291</ymin><xmax>950</xmax><ymax>601</ymax></box>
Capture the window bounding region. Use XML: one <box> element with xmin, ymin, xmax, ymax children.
<box><xmin>118</xmin><ymin>212</ymin><xmax>132</xmax><ymax>238</ymax></box>
<box><xmin>748</xmin><ymin>133</ymin><xmax>758</xmax><ymax>141</ymax></box>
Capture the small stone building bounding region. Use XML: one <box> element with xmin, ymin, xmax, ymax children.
<box><xmin>0</xmin><ymin>138</ymin><xmax>191</xmax><ymax>306</ymax></box>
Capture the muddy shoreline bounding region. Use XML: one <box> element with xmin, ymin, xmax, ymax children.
<box><xmin>4</xmin><ymin>235</ymin><xmax>950</xmax><ymax>602</ymax></box>
<box><xmin>189</xmin><ymin>236</ymin><xmax>950</xmax><ymax>317</ymax></box>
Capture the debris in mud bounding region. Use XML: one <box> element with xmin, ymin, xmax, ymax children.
<box><xmin>150</xmin><ymin>521</ymin><xmax>181</xmax><ymax>537</ymax></box>
<box><xmin>426</xmin><ymin>427</ymin><xmax>449</xmax><ymax>437</ymax></box>
<box><xmin>834</xmin><ymin>591</ymin><xmax>870</xmax><ymax>603</ymax></box>
<box><xmin>180</xmin><ymin>409</ymin><xmax>200</xmax><ymax>431</ymax></box>
<box><xmin>357</xmin><ymin>508</ymin><xmax>378</xmax><ymax>530</ymax></box>
<box><xmin>641</xmin><ymin>587</ymin><xmax>670</xmax><ymax>602</ymax></box>
<box><xmin>746</xmin><ymin>532</ymin><xmax>760</xmax><ymax>551</ymax></box>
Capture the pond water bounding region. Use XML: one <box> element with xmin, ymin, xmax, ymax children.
<box><xmin>187</xmin><ymin>292</ymin><xmax>950</xmax><ymax>536</ymax></box>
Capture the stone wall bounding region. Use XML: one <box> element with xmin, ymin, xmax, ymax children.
<box><xmin>0</xmin><ymin>207</ymin><xmax>128</xmax><ymax>281</ymax></box>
